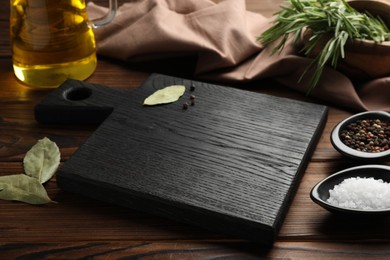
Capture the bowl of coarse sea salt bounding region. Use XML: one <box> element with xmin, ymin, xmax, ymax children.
<box><xmin>311</xmin><ymin>165</ymin><xmax>390</xmax><ymax>215</ymax></box>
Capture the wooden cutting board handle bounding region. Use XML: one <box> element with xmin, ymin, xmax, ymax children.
<box><xmin>35</xmin><ymin>79</ymin><xmax>127</xmax><ymax>125</ymax></box>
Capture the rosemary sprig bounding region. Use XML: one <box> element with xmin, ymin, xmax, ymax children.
<box><xmin>258</xmin><ymin>0</ymin><xmax>390</xmax><ymax>93</ymax></box>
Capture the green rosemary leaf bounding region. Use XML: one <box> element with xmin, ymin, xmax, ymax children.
<box><xmin>299</xmin><ymin>54</ymin><xmax>323</xmax><ymax>93</ymax></box>
<box><xmin>275</xmin><ymin>35</ymin><xmax>290</xmax><ymax>54</ymax></box>
<box><xmin>335</xmin><ymin>19</ymin><xmax>341</xmax><ymax>36</ymax></box>
<box><xmin>292</xmin><ymin>28</ymin><xmax>303</xmax><ymax>45</ymax></box>
<box><xmin>301</xmin><ymin>34</ymin><xmax>320</xmax><ymax>56</ymax></box>
<box><xmin>320</xmin><ymin>38</ymin><xmax>335</xmax><ymax>67</ymax></box>
<box><xmin>258</xmin><ymin>0</ymin><xmax>390</xmax><ymax>93</ymax></box>
<box><xmin>339</xmin><ymin>31</ymin><xmax>348</xmax><ymax>58</ymax></box>
<box><xmin>291</xmin><ymin>0</ymin><xmax>304</xmax><ymax>11</ymax></box>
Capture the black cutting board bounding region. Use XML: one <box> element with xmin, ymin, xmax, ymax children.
<box><xmin>35</xmin><ymin>74</ymin><xmax>328</xmax><ymax>246</ymax></box>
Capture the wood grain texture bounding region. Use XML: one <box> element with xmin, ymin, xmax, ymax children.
<box><xmin>2</xmin><ymin>241</ymin><xmax>390</xmax><ymax>259</ymax></box>
<box><xmin>35</xmin><ymin>74</ymin><xmax>327</xmax><ymax>245</ymax></box>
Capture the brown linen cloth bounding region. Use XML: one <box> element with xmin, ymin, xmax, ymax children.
<box><xmin>87</xmin><ymin>0</ymin><xmax>390</xmax><ymax>112</ymax></box>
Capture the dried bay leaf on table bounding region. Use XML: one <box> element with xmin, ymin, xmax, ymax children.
<box><xmin>143</xmin><ymin>85</ymin><xmax>186</xmax><ymax>106</ymax></box>
<box><xmin>23</xmin><ymin>137</ymin><xmax>60</xmax><ymax>184</ymax></box>
<box><xmin>0</xmin><ymin>174</ymin><xmax>53</xmax><ymax>204</ymax></box>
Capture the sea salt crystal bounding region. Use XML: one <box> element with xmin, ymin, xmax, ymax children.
<box><xmin>327</xmin><ymin>177</ymin><xmax>390</xmax><ymax>210</ymax></box>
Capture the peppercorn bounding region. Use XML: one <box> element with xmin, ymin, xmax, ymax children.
<box><xmin>340</xmin><ymin>118</ymin><xmax>389</xmax><ymax>153</ymax></box>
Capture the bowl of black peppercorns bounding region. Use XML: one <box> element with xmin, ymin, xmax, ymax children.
<box><xmin>331</xmin><ymin>111</ymin><xmax>390</xmax><ymax>160</ymax></box>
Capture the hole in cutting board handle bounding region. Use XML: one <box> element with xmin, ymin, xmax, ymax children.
<box><xmin>35</xmin><ymin>79</ymin><xmax>117</xmax><ymax>125</ymax></box>
<box><xmin>64</xmin><ymin>87</ymin><xmax>92</xmax><ymax>101</ymax></box>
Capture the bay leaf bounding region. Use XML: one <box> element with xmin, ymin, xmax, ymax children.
<box><xmin>0</xmin><ymin>174</ymin><xmax>53</xmax><ymax>204</ymax></box>
<box><xmin>143</xmin><ymin>85</ymin><xmax>186</xmax><ymax>106</ymax></box>
<box><xmin>23</xmin><ymin>137</ymin><xmax>60</xmax><ymax>184</ymax></box>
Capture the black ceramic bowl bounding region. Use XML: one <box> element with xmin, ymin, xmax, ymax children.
<box><xmin>331</xmin><ymin>111</ymin><xmax>390</xmax><ymax>160</ymax></box>
<box><xmin>311</xmin><ymin>165</ymin><xmax>390</xmax><ymax>215</ymax></box>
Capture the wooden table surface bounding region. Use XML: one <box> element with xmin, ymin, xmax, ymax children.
<box><xmin>1</xmin><ymin>0</ymin><xmax>390</xmax><ymax>259</ymax></box>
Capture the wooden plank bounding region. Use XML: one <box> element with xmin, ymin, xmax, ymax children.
<box><xmin>1</xmin><ymin>241</ymin><xmax>390</xmax><ymax>259</ymax></box>
<box><xmin>2</xmin><ymin>162</ymin><xmax>390</xmax><ymax>244</ymax></box>
<box><xmin>35</xmin><ymin>74</ymin><xmax>327</xmax><ymax>245</ymax></box>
